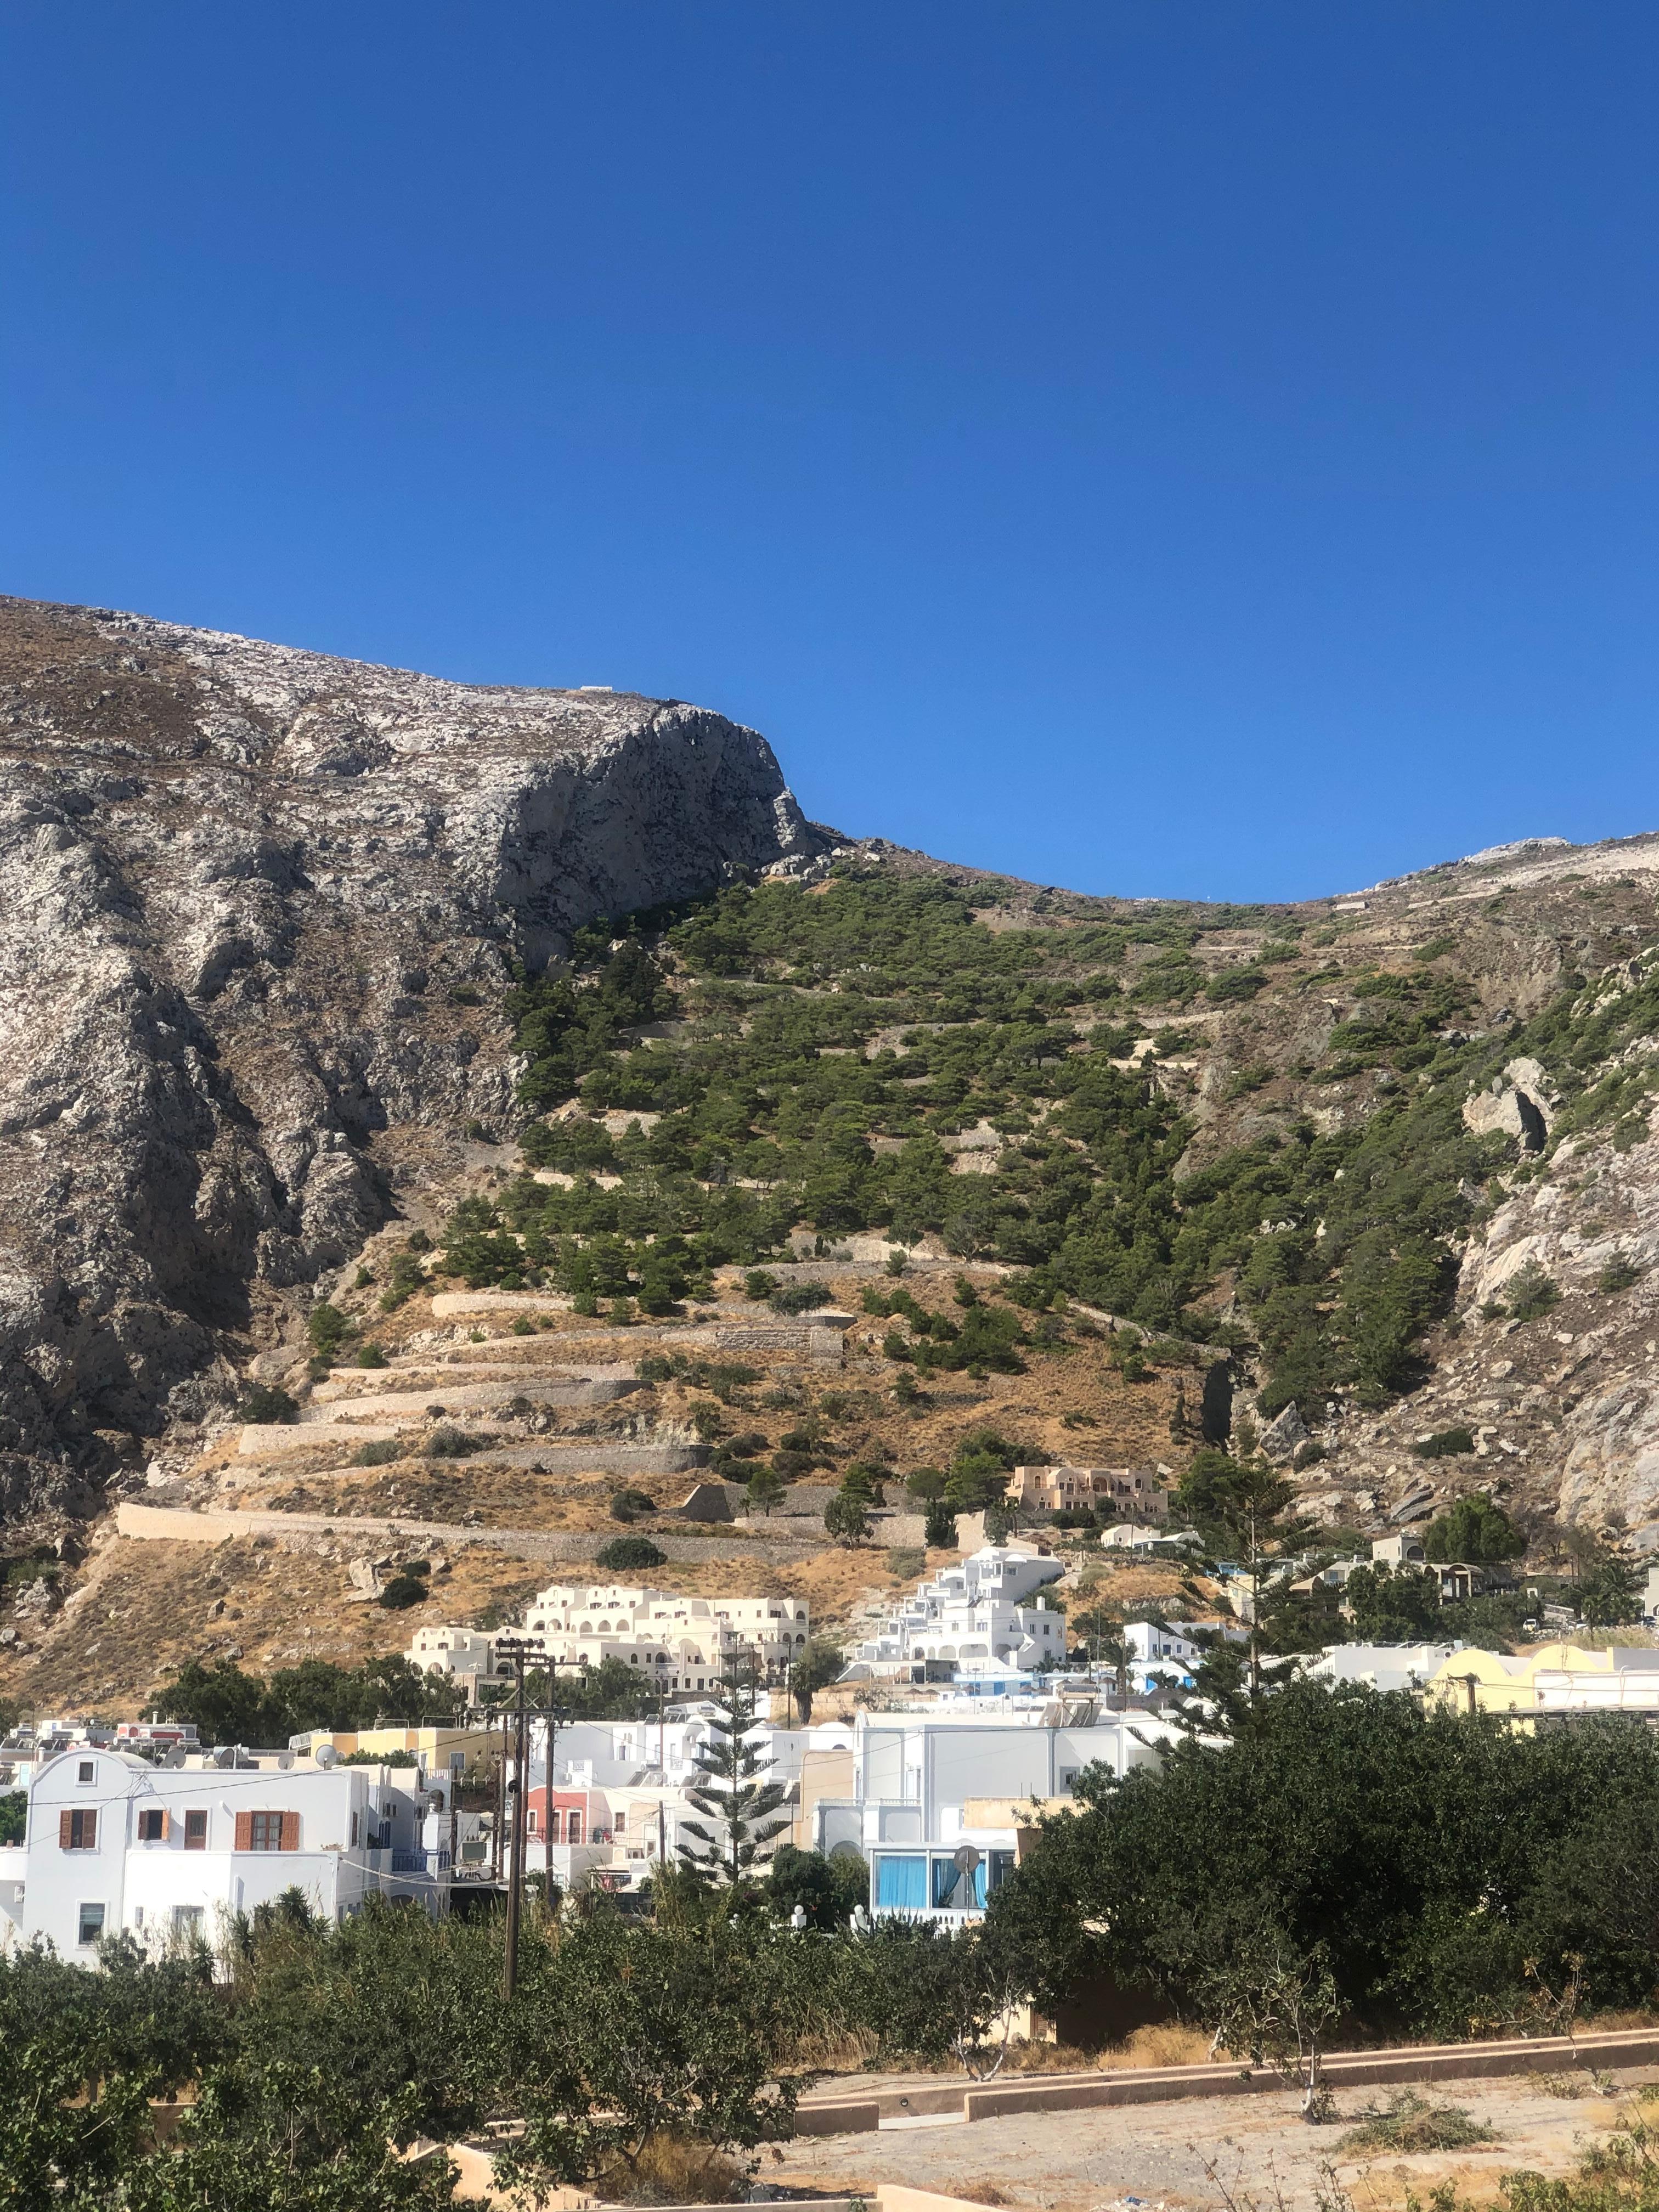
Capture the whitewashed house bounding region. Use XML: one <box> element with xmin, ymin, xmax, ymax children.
<box><xmin>810</xmin><ymin>1702</ymin><xmax>1182</xmax><ymax>1922</ymax></box>
<box><xmin>847</xmin><ymin>1547</ymin><xmax>1067</xmax><ymax>1681</ymax></box>
<box><xmin>0</xmin><ymin>1748</ymin><xmax>447</xmax><ymax>1962</ymax></box>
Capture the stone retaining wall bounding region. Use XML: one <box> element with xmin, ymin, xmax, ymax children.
<box><xmin>115</xmin><ymin>1501</ymin><xmax>818</xmax><ymax>1564</ymax></box>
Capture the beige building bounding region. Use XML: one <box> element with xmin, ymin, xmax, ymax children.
<box><xmin>1006</xmin><ymin>1464</ymin><xmax>1171</xmax><ymax>1522</ymax></box>
<box><xmin>412</xmin><ymin>1582</ymin><xmax>811</xmax><ymax>1699</ymax></box>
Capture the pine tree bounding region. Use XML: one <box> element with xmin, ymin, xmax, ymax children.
<box><xmin>675</xmin><ymin>1662</ymin><xmax>792</xmax><ymax>1884</ymax></box>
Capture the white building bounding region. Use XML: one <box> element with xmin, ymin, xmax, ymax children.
<box><xmin>404</xmin><ymin>1627</ymin><xmax>504</xmax><ymax>1696</ymax></box>
<box><xmin>808</xmin><ymin>1700</ymin><xmax>1182</xmax><ymax>1922</ymax></box>
<box><xmin>410</xmin><ymin>1582</ymin><xmax>811</xmax><ymax>1698</ymax></box>
<box><xmin>0</xmin><ymin>1748</ymin><xmax>448</xmax><ymax>1962</ymax></box>
<box><xmin>500</xmin><ymin>1710</ymin><xmax>855</xmax><ymax>1887</ymax></box>
<box><xmin>848</xmin><ymin>1547</ymin><xmax>1068</xmax><ymax>1680</ymax></box>
<box><xmin>1306</xmin><ymin>1643</ymin><xmax>1459</xmax><ymax>1696</ymax></box>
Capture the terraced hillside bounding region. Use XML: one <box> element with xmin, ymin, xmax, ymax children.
<box><xmin>11</xmin><ymin>597</ymin><xmax>1659</xmax><ymax>1718</ymax></box>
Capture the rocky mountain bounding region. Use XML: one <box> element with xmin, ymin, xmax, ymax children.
<box><xmin>8</xmin><ymin>589</ymin><xmax>1659</xmax><ymax>1595</ymax></box>
<box><xmin>0</xmin><ymin>596</ymin><xmax>821</xmax><ymax>1526</ymax></box>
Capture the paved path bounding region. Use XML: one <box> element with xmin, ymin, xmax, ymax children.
<box><xmin>115</xmin><ymin>1499</ymin><xmax>818</xmax><ymax>1563</ymax></box>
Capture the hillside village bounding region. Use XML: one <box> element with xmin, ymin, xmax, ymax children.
<box><xmin>15</xmin><ymin>607</ymin><xmax>1659</xmax><ymax>2207</ymax></box>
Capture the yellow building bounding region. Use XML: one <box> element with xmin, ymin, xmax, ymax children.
<box><xmin>1423</xmin><ymin>1643</ymin><xmax>1613</xmax><ymax>1719</ymax></box>
<box><xmin>294</xmin><ymin>1723</ymin><xmax>480</xmax><ymax>1781</ymax></box>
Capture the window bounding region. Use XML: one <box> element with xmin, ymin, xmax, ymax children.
<box><xmin>873</xmin><ymin>1853</ymin><xmax>926</xmax><ymax>1910</ymax></box>
<box><xmin>78</xmin><ymin>1903</ymin><xmax>106</xmax><ymax>1945</ymax></box>
<box><xmin>932</xmin><ymin>1855</ymin><xmax>985</xmax><ymax>1911</ymax></box>
<box><xmin>614</xmin><ymin>1810</ymin><xmax>627</xmax><ymax>1835</ymax></box>
<box><xmin>132</xmin><ymin>1905</ymin><xmax>145</xmax><ymax>1931</ymax></box>
<box><xmin>59</xmin><ymin>1808</ymin><xmax>98</xmax><ymax>1850</ymax></box>
<box><xmin>172</xmin><ymin>1905</ymin><xmax>204</xmax><ymax>1938</ymax></box>
<box><xmin>240</xmin><ymin>1810</ymin><xmax>292</xmax><ymax>1852</ymax></box>
<box><xmin>184</xmin><ymin>1810</ymin><xmax>207</xmax><ymax>1850</ymax></box>
<box><xmin>137</xmin><ymin>1808</ymin><xmax>166</xmax><ymax>1842</ymax></box>
<box><xmin>77</xmin><ymin>1759</ymin><xmax>96</xmax><ymax>1785</ymax></box>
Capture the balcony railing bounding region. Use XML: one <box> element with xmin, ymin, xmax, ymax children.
<box><xmin>389</xmin><ymin>1849</ymin><xmax>450</xmax><ymax>1876</ymax></box>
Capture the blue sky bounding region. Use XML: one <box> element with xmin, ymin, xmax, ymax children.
<box><xmin>4</xmin><ymin>5</ymin><xmax>1658</xmax><ymax>901</ymax></box>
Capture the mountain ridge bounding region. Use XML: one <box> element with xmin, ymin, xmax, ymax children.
<box><xmin>8</xmin><ymin>596</ymin><xmax>1659</xmax><ymax>1709</ymax></box>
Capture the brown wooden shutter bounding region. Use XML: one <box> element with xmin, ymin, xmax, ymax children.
<box><xmin>280</xmin><ymin>1810</ymin><xmax>300</xmax><ymax>1852</ymax></box>
<box><xmin>82</xmin><ymin>1809</ymin><xmax>95</xmax><ymax>1849</ymax></box>
<box><xmin>59</xmin><ymin>1809</ymin><xmax>72</xmax><ymax>1849</ymax></box>
<box><xmin>160</xmin><ymin>1810</ymin><xmax>170</xmax><ymax>1842</ymax></box>
<box><xmin>234</xmin><ymin>1810</ymin><xmax>252</xmax><ymax>1852</ymax></box>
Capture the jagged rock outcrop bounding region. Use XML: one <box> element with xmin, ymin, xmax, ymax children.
<box><xmin>0</xmin><ymin>596</ymin><xmax>818</xmax><ymax>1526</ymax></box>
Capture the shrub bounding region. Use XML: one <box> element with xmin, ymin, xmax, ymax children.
<box><xmin>1599</xmin><ymin>1252</ymin><xmax>1645</xmax><ymax>1294</ymax></box>
<box><xmin>595</xmin><ymin>1536</ymin><xmax>668</xmax><ymax>1571</ymax></box>
<box><xmin>1413</xmin><ymin>1427</ymin><xmax>1476</xmax><ymax>1459</ymax></box>
<box><xmin>743</xmin><ymin>1270</ymin><xmax>780</xmax><ymax>1301</ymax></box>
<box><xmin>1338</xmin><ymin>2092</ymin><xmax>1493</xmax><ymax>2155</ymax></box>
<box><xmin>1205</xmin><ymin>967</ymin><xmax>1268</xmax><ymax>1003</ymax></box>
<box><xmin>239</xmin><ymin>1386</ymin><xmax>298</xmax><ymax>1425</ymax></box>
<box><xmin>352</xmin><ymin>1440</ymin><xmax>403</xmax><ymax>1467</ymax></box>
<box><xmin>354</xmin><ymin>1343</ymin><xmax>388</xmax><ymax>1369</ymax></box>
<box><xmin>379</xmin><ymin>1573</ymin><xmax>430</xmax><ymax>1610</ymax></box>
<box><xmin>770</xmin><ymin>1282</ymin><xmax>830</xmax><ymax>1316</ymax></box>
<box><xmin>426</xmin><ymin>1426</ymin><xmax>488</xmax><ymax>1458</ymax></box>
<box><xmin>307</xmin><ymin>1302</ymin><xmax>355</xmax><ymax>1358</ymax></box>
<box><xmin>1505</xmin><ymin>1261</ymin><xmax>1561</xmax><ymax>1321</ymax></box>
<box><xmin>609</xmin><ymin>1488</ymin><xmax>656</xmax><ymax>1523</ymax></box>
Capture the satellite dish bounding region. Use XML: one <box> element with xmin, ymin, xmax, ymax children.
<box><xmin>952</xmin><ymin>1843</ymin><xmax>981</xmax><ymax>1874</ymax></box>
<box><xmin>314</xmin><ymin>1745</ymin><xmax>338</xmax><ymax>1769</ymax></box>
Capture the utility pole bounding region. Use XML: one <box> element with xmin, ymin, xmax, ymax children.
<box><xmin>490</xmin><ymin>1706</ymin><xmax>506</xmax><ymax>1883</ymax></box>
<box><xmin>657</xmin><ymin>1677</ymin><xmax>668</xmax><ymax>1871</ymax></box>
<box><xmin>498</xmin><ymin>1640</ymin><xmax>531</xmax><ymax>2001</ymax></box>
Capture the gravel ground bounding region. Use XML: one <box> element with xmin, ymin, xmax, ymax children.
<box><xmin>774</xmin><ymin>2067</ymin><xmax>1659</xmax><ymax>2212</ymax></box>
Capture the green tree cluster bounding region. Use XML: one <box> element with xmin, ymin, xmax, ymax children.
<box><xmin>989</xmin><ymin>1681</ymin><xmax>1659</xmax><ymax>2044</ymax></box>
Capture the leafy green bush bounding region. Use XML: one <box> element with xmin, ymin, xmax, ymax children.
<box><xmin>379</xmin><ymin>1573</ymin><xmax>430</xmax><ymax>1610</ymax></box>
<box><xmin>351</xmin><ymin>1440</ymin><xmax>403</xmax><ymax>1467</ymax></box>
<box><xmin>1413</xmin><ymin>1427</ymin><xmax>1476</xmax><ymax>1458</ymax></box>
<box><xmin>1599</xmin><ymin>1252</ymin><xmax>1645</xmax><ymax>1293</ymax></box>
<box><xmin>1505</xmin><ymin>1261</ymin><xmax>1562</xmax><ymax>1321</ymax></box>
<box><xmin>1423</xmin><ymin>1493</ymin><xmax>1526</xmax><ymax>1562</ymax></box>
<box><xmin>306</xmin><ymin>1302</ymin><xmax>355</xmax><ymax>1358</ymax></box>
<box><xmin>608</xmin><ymin>1488</ymin><xmax>656</xmax><ymax>1522</ymax></box>
<box><xmin>770</xmin><ymin>1282</ymin><xmax>830</xmax><ymax>1315</ymax></box>
<box><xmin>239</xmin><ymin>1385</ymin><xmax>298</xmax><ymax>1425</ymax></box>
<box><xmin>595</xmin><ymin>1536</ymin><xmax>668</xmax><ymax>1572</ymax></box>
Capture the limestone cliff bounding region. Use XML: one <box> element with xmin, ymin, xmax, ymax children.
<box><xmin>0</xmin><ymin>596</ymin><xmax>817</xmax><ymax>1525</ymax></box>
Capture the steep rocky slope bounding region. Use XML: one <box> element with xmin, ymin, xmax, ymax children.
<box><xmin>0</xmin><ymin>596</ymin><xmax>819</xmax><ymax>1527</ymax></box>
<box><xmin>10</xmin><ymin>588</ymin><xmax>1659</xmax><ymax>1696</ymax></box>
